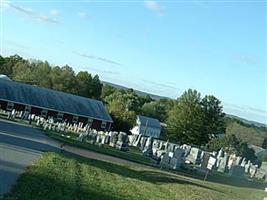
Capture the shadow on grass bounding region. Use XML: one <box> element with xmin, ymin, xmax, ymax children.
<box><xmin>62</xmin><ymin>152</ymin><xmax>225</xmax><ymax>194</ymax></box>
<box><xmin>2</xmin><ymin>173</ymin><xmax>126</xmax><ymax>200</ymax></box>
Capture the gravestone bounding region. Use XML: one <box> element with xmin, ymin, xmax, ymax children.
<box><xmin>255</xmin><ymin>169</ymin><xmax>266</xmax><ymax>180</ymax></box>
<box><xmin>170</xmin><ymin>148</ymin><xmax>185</xmax><ymax>170</ymax></box>
<box><xmin>115</xmin><ymin>132</ymin><xmax>128</xmax><ymax>151</ymax></box>
<box><xmin>227</xmin><ymin>154</ymin><xmax>237</xmax><ymax>169</ymax></box>
<box><xmin>240</xmin><ymin>158</ymin><xmax>246</xmax><ymax>167</ymax></box>
<box><xmin>140</xmin><ymin>137</ymin><xmax>147</xmax><ymax>151</ymax></box>
<box><xmin>201</xmin><ymin>152</ymin><xmax>211</xmax><ymax>171</ymax></box>
<box><xmin>160</xmin><ymin>153</ymin><xmax>170</xmax><ymax>168</ymax></box>
<box><xmin>217</xmin><ymin>153</ymin><xmax>229</xmax><ymax>173</ymax></box>
<box><xmin>244</xmin><ymin>161</ymin><xmax>251</xmax><ymax>174</ymax></box>
<box><xmin>229</xmin><ymin>165</ymin><xmax>245</xmax><ymax>178</ymax></box>
<box><xmin>133</xmin><ymin>134</ymin><xmax>142</xmax><ymax>147</ymax></box>
<box><xmin>249</xmin><ymin>165</ymin><xmax>257</xmax><ymax>178</ymax></box>
<box><xmin>87</xmin><ymin>130</ymin><xmax>97</xmax><ymax>144</ymax></box>
<box><xmin>186</xmin><ymin>147</ymin><xmax>202</xmax><ymax>165</ymax></box>
<box><xmin>109</xmin><ymin>132</ymin><xmax>119</xmax><ymax>147</ymax></box>
<box><xmin>143</xmin><ymin>137</ymin><xmax>153</xmax><ymax>157</ymax></box>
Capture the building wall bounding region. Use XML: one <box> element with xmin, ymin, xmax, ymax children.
<box><xmin>139</xmin><ymin>125</ymin><xmax>161</xmax><ymax>138</ymax></box>
<box><xmin>0</xmin><ymin>100</ymin><xmax>112</xmax><ymax>131</ymax></box>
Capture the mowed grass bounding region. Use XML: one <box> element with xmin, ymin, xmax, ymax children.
<box><xmin>3</xmin><ymin>153</ymin><xmax>266</xmax><ymax>200</ymax></box>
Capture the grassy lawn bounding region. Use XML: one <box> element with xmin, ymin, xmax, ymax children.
<box><xmin>3</xmin><ymin>152</ymin><xmax>266</xmax><ymax>200</ymax></box>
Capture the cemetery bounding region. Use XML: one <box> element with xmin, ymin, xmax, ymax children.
<box><xmin>1</xmin><ymin>105</ymin><xmax>267</xmax><ymax>185</ymax></box>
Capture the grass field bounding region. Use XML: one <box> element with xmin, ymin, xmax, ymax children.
<box><xmin>3</xmin><ymin>153</ymin><xmax>266</xmax><ymax>200</ymax></box>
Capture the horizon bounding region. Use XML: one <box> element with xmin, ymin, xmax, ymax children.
<box><xmin>1</xmin><ymin>0</ymin><xmax>266</xmax><ymax>124</ymax></box>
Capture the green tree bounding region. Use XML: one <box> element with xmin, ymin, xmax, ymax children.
<box><xmin>262</xmin><ymin>138</ymin><xmax>267</xmax><ymax>149</ymax></box>
<box><xmin>166</xmin><ymin>89</ymin><xmax>206</xmax><ymax>145</ymax></box>
<box><xmin>201</xmin><ymin>95</ymin><xmax>226</xmax><ymax>137</ymax></box>
<box><xmin>90</xmin><ymin>75</ymin><xmax>102</xmax><ymax>99</ymax></box>
<box><xmin>108</xmin><ymin>99</ymin><xmax>136</xmax><ymax>132</ymax></box>
<box><xmin>142</xmin><ymin>98</ymin><xmax>174</xmax><ymax>122</ymax></box>
<box><xmin>75</xmin><ymin>71</ymin><xmax>93</xmax><ymax>97</ymax></box>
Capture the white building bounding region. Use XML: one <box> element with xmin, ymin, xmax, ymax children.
<box><xmin>130</xmin><ymin>115</ymin><xmax>161</xmax><ymax>138</ymax></box>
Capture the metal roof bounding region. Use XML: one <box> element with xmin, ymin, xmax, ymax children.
<box><xmin>0</xmin><ymin>79</ymin><xmax>113</xmax><ymax>122</ymax></box>
<box><xmin>0</xmin><ymin>74</ymin><xmax>11</xmax><ymax>81</ymax></box>
<box><xmin>137</xmin><ymin>115</ymin><xmax>161</xmax><ymax>129</ymax></box>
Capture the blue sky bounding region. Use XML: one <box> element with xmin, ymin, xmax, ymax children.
<box><xmin>0</xmin><ymin>0</ymin><xmax>266</xmax><ymax>124</ymax></box>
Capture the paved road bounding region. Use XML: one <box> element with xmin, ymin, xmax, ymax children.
<box><xmin>0</xmin><ymin>119</ymin><xmax>61</xmax><ymax>198</ymax></box>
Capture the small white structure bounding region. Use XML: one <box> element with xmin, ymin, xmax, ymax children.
<box><xmin>248</xmin><ymin>144</ymin><xmax>266</xmax><ymax>160</ymax></box>
<box><xmin>130</xmin><ymin>115</ymin><xmax>161</xmax><ymax>138</ymax></box>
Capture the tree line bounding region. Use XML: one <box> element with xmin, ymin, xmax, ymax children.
<box><xmin>0</xmin><ymin>55</ymin><xmax>259</xmax><ymax>162</ymax></box>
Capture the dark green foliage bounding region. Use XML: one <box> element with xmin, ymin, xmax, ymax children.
<box><xmin>103</xmin><ymin>89</ymin><xmax>150</xmax><ymax>132</ymax></box>
<box><xmin>0</xmin><ymin>55</ymin><xmax>103</xmax><ymax>100</ymax></box>
<box><xmin>207</xmin><ymin>134</ymin><xmax>258</xmax><ymax>164</ymax></box>
<box><xmin>262</xmin><ymin>138</ymin><xmax>267</xmax><ymax>149</ymax></box>
<box><xmin>166</xmin><ymin>89</ymin><xmax>226</xmax><ymax>146</ymax></box>
<box><xmin>142</xmin><ymin>98</ymin><xmax>175</xmax><ymax>122</ymax></box>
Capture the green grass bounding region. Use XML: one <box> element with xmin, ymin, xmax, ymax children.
<box><xmin>45</xmin><ymin>130</ymin><xmax>155</xmax><ymax>166</ymax></box>
<box><xmin>3</xmin><ymin>152</ymin><xmax>266</xmax><ymax>200</ymax></box>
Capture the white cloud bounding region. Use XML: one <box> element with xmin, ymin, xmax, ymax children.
<box><xmin>74</xmin><ymin>51</ymin><xmax>121</xmax><ymax>66</ymax></box>
<box><xmin>50</xmin><ymin>9</ymin><xmax>60</xmax><ymax>17</ymax></box>
<box><xmin>144</xmin><ymin>0</ymin><xmax>164</xmax><ymax>16</ymax></box>
<box><xmin>4</xmin><ymin>2</ymin><xmax>59</xmax><ymax>24</ymax></box>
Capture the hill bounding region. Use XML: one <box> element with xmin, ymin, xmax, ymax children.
<box><xmin>225</xmin><ymin>117</ymin><xmax>267</xmax><ymax>147</ymax></box>
<box><xmin>102</xmin><ymin>81</ymin><xmax>167</xmax><ymax>100</ymax></box>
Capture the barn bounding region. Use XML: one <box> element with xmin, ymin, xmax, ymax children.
<box><xmin>0</xmin><ymin>77</ymin><xmax>113</xmax><ymax>131</ymax></box>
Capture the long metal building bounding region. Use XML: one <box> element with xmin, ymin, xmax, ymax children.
<box><xmin>0</xmin><ymin>77</ymin><xmax>113</xmax><ymax>131</ymax></box>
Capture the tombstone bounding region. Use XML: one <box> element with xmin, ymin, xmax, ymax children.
<box><xmin>87</xmin><ymin>130</ymin><xmax>97</xmax><ymax>144</ymax></box>
<box><xmin>109</xmin><ymin>132</ymin><xmax>119</xmax><ymax>147</ymax></box>
<box><xmin>160</xmin><ymin>153</ymin><xmax>170</xmax><ymax>168</ymax></box>
<box><xmin>128</xmin><ymin>135</ymin><xmax>135</xmax><ymax>146</ymax></box>
<box><xmin>132</xmin><ymin>134</ymin><xmax>142</xmax><ymax>147</ymax></box>
<box><xmin>143</xmin><ymin>137</ymin><xmax>153</xmax><ymax>157</ymax></box>
<box><xmin>186</xmin><ymin>147</ymin><xmax>202</xmax><ymax>165</ymax></box>
<box><xmin>249</xmin><ymin>165</ymin><xmax>257</xmax><ymax>178</ymax></box>
<box><xmin>139</xmin><ymin>136</ymin><xmax>147</xmax><ymax>151</ymax></box>
<box><xmin>227</xmin><ymin>154</ymin><xmax>237</xmax><ymax>169</ymax></box>
<box><xmin>217</xmin><ymin>153</ymin><xmax>229</xmax><ymax>173</ymax></box>
<box><xmin>255</xmin><ymin>169</ymin><xmax>266</xmax><ymax>180</ymax></box>
<box><xmin>235</xmin><ymin>156</ymin><xmax>242</xmax><ymax>166</ymax></box>
<box><xmin>166</xmin><ymin>143</ymin><xmax>176</xmax><ymax>153</ymax></box>
<box><xmin>240</xmin><ymin>158</ymin><xmax>247</xmax><ymax>167</ymax></box>
<box><xmin>78</xmin><ymin>132</ymin><xmax>87</xmax><ymax>142</ymax></box>
<box><xmin>201</xmin><ymin>152</ymin><xmax>211</xmax><ymax>171</ymax></box>
<box><xmin>170</xmin><ymin>148</ymin><xmax>185</xmax><ymax>170</ymax></box>
<box><xmin>104</xmin><ymin>133</ymin><xmax>110</xmax><ymax>144</ymax></box>
<box><xmin>158</xmin><ymin>141</ymin><xmax>164</xmax><ymax>150</ymax></box>
<box><xmin>152</xmin><ymin>140</ymin><xmax>160</xmax><ymax>150</ymax></box>
<box><xmin>229</xmin><ymin>165</ymin><xmax>245</xmax><ymax>178</ymax></box>
<box><xmin>115</xmin><ymin>132</ymin><xmax>128</xmax><ymax>151</ymax></box>
<box><xmin>244</xmin><ymin>161</ymin><xmax>251</xmax><ymax>173</ymax></box>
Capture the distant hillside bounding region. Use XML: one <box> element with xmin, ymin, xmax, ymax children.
<box><xmin>102</xmin><ymin>81</ymin><xmax>167</xmax><ymax>100</ymax></box>
<box><xmin>225</xmin><ymin>117</ymin><xmax>267</xmax><ymax>147</ymax></box>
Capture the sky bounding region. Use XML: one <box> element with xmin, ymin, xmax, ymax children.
<box><xmin>0</xmin><ymin>0</ymin><xmax>266</xmax><ymax>124</ymax></box>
